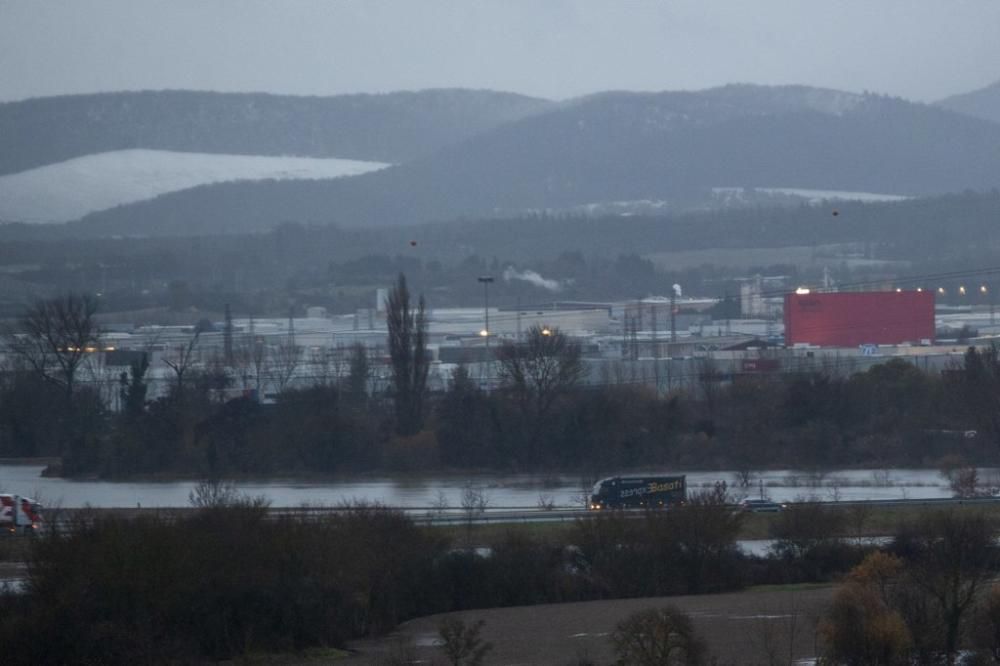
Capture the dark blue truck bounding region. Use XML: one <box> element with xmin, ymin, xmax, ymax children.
<box><xmin>589</xmin><ymin>475</ymin><xmax>687</xmax><ymax>510</ymax></box>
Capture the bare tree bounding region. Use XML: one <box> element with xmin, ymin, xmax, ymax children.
<box><xmin>460</xmin><ymin>482</ymin><xmax>490</xmax><ymax>546</ymax></box>
<box><xmin>188</xmin><ymin>478</ymin><xmax>241</xmax><ymax>508</ymax></box>
<box><xmin>386</xmin><ymin>273</ymin><xmax>429</xmax><ymax>436</ymax></box>
<box><xmin>437</xmin><ymin>618</ymin><xmax>493</xmax><ymax>666</ymax></box>
<box><xmin>4</xmin><ymin>293</ymin><xmax>101</xmax><ymax>398</ymax></box>
<box><xmin>233</xmin><ymin>322</ymin><xmax>268</xmax><ymax>396</ymax></box>
<box><xmin>496</xmin><ymin>324</ymin><xmax>583</xmax><ymax>444</ymax></box>
<box><xmin>346</xmin><ymin>341</ymin><xmax>371</xmax><ymax>399</ymax></box>
<box><xmin>905</xmin><ymin>511</ymin><xmax>998</xmax><ymax>662</ymax></box>
<box><xmin>271</xmin><ymin>339</ymin><xmax>302</xmax><ymax>392</ymax></box>
<box><xmin>163</xmin><ymin>329</ymin><xmax>201</xmax><ymax>394</ymax></box>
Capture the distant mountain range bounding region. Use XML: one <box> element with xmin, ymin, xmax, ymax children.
<box><xmin>937</xmin><ymin>79</ymin><xmax>1000</xmax><ymax>124</ymax></box>
<box><xmin>68</xmin><ymin>84</ymin><xmax>1000</xmax><ymax>236</ymax></box>
<box><xmin>0</xmin><ymin>88</ymin><xmax>550</xmax><ymax>176</ymax></box>
<box><xmin>6</xmin><ymin>83</ymin><xmax>1000</xmax><ymax>237</ymax></box>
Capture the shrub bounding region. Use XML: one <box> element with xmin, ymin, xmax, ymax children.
<box><xmin>438</xmin><ymin>617</ymin><xmax>493</xmax><ymax>666</ymax></box>
<box><xmin>611</xmin><ymin>606</ymin><xmax>706</xmax><ymax>666</ymax></box>
<box><xmin>0</xmin><ymin>504</ymin><xmax>446</xmax><ymax>664</ymax></box>
<box><xmin>819</xmin><ymin>584</ymin><xmax>912</xmax><ymax>665</ymax></box>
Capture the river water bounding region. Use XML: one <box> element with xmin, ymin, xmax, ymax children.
<box><xmin>0</xmin><ymin>465</ymin><xmax>972</xmax><ymax>509</ymax></box>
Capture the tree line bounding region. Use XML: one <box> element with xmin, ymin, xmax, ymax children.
<box><xmin>4</xmin><ymin>190</ymin><xmax>1000</xmax><ymax>321</ymax></box>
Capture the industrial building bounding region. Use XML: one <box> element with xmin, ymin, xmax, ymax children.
<box><xmin>4</xmin><ymin>283</ymin><xmax>994</xmax><ymax>408</ymax></box>
<box><xmin>784</xmin><ymin>290</ymin><xmax>935</xmax><ymax>347</ymax></box>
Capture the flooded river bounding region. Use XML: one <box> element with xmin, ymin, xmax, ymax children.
<box><xmin>0</xmin><ymin>464</ymin><xmax>970</xmax><ymax>509</ymax></box>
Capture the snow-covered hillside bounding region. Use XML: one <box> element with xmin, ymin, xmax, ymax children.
<box><xmin>0</xmin><ymin>149</ymin><xmax>388</xmax><ymax>223</ymax></box>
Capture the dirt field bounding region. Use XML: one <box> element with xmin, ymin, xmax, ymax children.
<box><xmin>346</xmin><ymin>584</ymin><xmax>833</xmax><ymax>665</ymax></box>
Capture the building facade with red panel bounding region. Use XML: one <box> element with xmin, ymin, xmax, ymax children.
<box><xmin>783</xmin><ymin>291</ymin><xmax>935</xmax><ymax>348</ymax></box>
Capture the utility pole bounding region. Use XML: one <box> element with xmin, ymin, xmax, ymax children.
<box><xmin>516</xmin><ymin>295</ymin><xmax>522</xmax><ymax>341</ymax></box>
<box><xmin>631</xmin><ymin>315</ymin><xmax>639</xmax><ymax>361</ymax></box>
<box><xmin>670</xmin><ymin>292</ymin><xmax>677</xmax><ymax>343</ymax></box>
<box><xmin>650</xmin><ymin>302</ymin><xmax>658</xmax><ymax>358</ymax></box>
<box><xmin>224</xmin><ymin>303</ymin><xmax>233</xmax><ymax>365</ymax></box>
<box><xmin>724</xmin><ymin>289</ymin><xmax>731</xmax><ymax>336</ymax></box>
<box><xmin>622</xmin><ymin>312</ymin><xmax>629</xmax><ymax>360</ymax></box>
<box><xmin>987</xmin><ymin>283</ymin><xmax>996</xmax><ymax>327</ymax></box>
<box><xmin>651</xmin><ymin>302</ymin><xmax>660</xmax><ymax>393</ymax></box>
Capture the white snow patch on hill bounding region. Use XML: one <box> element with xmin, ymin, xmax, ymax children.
<box><xmin>712</xmin><ymin>186</ymin><xmax>909</xmax><ymax>204</ymax></box>
<box><xmin>0</xmin><ymin>149</ymin><xmax>389</xmax><ymax>223</ymax></box>
<box><xmin>754</xmin><ymin>187</ymin><xmax>909</xmax><ymax>203</ymax></box>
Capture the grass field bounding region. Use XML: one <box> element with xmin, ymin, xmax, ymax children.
<box><xmin>346</xmin><ymin>584</ymin><xmax>833</xmax><ymax>665</ymax></box>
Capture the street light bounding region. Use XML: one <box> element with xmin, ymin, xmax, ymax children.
<box><xmin>477</xmin><ymin>276</ymin><xmax>495</xmax><ymax>390</ymax></box>
<box><xmin>477</xmin><ymin>276</ymin><xmax>494</xmax><ymax>340</ymax></box>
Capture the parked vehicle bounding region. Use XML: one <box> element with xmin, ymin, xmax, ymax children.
<box><xmin>0</xmin><ymin>495</ymin><xmax>42</xmax><ymax>534</ymax></box>
<box><xmin>740</xmin><ymin>498</ymin><xmax>786</xmax><ymax>513</ymax></box>
<box><xmin>589</xmin><ymin>476</ymin><xmax>686</xmax><ymax>509</ymax></box>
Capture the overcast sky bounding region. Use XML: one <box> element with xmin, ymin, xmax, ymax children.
<box><xmin>2</xmin><ymin>0</ymin><xmax>999</xmax><ymax>103</ymax></box>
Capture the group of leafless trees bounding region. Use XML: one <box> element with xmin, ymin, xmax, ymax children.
<box><xmin>0</xmin><ymin>280</ymin><xmax>588</xmax><ymax>476</ymax></box>
<box><xmin>7</xmin><ymin>281</ymin><xmax>1000</xmax><ymax>478</ymax></box>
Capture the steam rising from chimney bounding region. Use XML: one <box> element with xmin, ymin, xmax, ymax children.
<box><xmin>503</xmin><ymin>267</ymin><xmax>562</xmax><ymax>292</ymax></box>
<box><xmin>672</xmin><ymin>283</ymin><xmax>682</xmax><ymax>297</ymax></box>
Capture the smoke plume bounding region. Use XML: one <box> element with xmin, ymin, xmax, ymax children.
<box><xmin>503</xmin><ymin>267</ymin><xmax>562</xmax><ymax>292</ymax></box>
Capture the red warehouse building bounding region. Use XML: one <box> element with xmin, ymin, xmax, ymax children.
<box><xmin>783</xmin><ymin>291</ymin><xmax>935</xmax><ymax>347</ymax></box>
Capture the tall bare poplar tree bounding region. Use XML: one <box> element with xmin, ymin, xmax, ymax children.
<box><xmin>386</xmin><ymin>273</ymin><xmax>429</xmax><ymax>435</ymax></box>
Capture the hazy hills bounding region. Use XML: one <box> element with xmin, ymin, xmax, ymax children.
<box><xmin>72</xmin><ymin>84</ymin><xmax>1000</xmax><ymax>236</ymax></box>
<box><xmin>0</xmin><ymin>88</ymin><xmax>550</xmax><ymax>176</ymax></box>
<box><xmin>937</xmin><ymin>79</ymin><xmax>1000</xmax><ymax>124</ymax></box>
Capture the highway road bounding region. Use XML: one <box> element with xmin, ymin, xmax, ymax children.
<box><xmin>17</xmin><ymin>494</ymin><xmax>1000</xmax><ymax>533</ymax></box>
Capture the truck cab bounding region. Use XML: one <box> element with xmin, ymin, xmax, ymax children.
<box><xmin>0</xmin><ymin>495</ymin><xmax>42</xmax><ymax>534</ymax></box>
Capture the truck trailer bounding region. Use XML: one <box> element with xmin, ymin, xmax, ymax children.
<box><xmin>0</xmin><ymin>495</ymin><xmax>42</xmax><ymax>534</ymax></box>
<box><xmin>589</xmin><ymin>476</ymin><xmax>686</xmax><ymax>510</ymax></box>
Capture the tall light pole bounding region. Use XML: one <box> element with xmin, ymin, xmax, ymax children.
<box><xmin>478</xmin><ymin>275</ymin><xmax>494</xmax><ymax>388</ymax></box>
<box><xmin>476</xmin><ymin>275</ymin><xmax>493</xmax><ymax>334</ymax></box>
<box><xmin>478</xmin><ymin>274</ymin><xmax>494</xmax><ymax>341</ymax></box>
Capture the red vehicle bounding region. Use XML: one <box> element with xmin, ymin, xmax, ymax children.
<box><xmin>0</xmin><ymin>495</ymin><xmax>42</xmax><ymax>534</ymax></box>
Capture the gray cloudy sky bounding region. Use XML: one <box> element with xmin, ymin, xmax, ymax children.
<box><xmin>2</xmin><ymin>0</ymin><xmax>999</xmax><ymax>103</ymax></box>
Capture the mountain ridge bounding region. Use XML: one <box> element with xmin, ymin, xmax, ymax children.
<box><xmin>69</xmin><ymin>84</ymin><xmax>1000</xmax><ymax>236</ymax></box>
<box><xmin>937</xmin><ymin>79</ymin><xmax>1000</xmax><ymax>124</ymax></box>
<box><xmin>0</xmin><ymin>88</ymin><xmax>551</xmax><ymax>176</ymax></box>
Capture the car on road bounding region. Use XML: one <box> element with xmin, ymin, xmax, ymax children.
<box><xmin>740</xmin><ymin>499</ymin><xmax>786</xmax><ymax>513</ymax></box>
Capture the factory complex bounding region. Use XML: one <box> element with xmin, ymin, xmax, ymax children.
<box><xmin>18</xmin><ymin>283</ymin><xmax>991</xmax><ymax>408</ymax></box>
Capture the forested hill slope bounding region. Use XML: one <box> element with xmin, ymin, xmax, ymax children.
<box><xmin>0</xmin><ymin>88</ymin><xmax>551</xmax><ymax>175</ymax></box>
<box><xmin>75</xmin><ymin>84</ymin><xmax>1000</xmax><ymax>236</ymax></box>
<box><xmin>937</xmin><ymin>79</ymin><xmax>1000</xmax><ymax>125</ymax></box>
